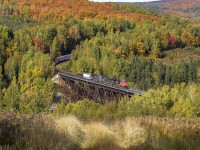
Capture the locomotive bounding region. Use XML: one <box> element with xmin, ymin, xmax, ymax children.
<box><xmin>83</xmin><ymin>73</ymin><xmax>128</xmax><ymax>88</ymax></box>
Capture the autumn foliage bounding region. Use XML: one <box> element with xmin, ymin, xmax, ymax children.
<box><xmin>139</xmin><ymin>0</ymin><xmax>200</xmax><ymax>21</ymax></box>
<box><xmin>1</xmin><ymin>0</ymin><xmax>161</xmax><ymax>23</ymax></box>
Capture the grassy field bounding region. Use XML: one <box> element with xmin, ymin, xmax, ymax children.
<box><xmin>0</xmin><ymin>112</ymin><xmax>200</xmax><ymax>150</ymax></box>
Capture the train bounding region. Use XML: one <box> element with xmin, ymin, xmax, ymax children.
<box><xmin>55</xmin><ymin>54</ymin><xmax>70</xmax><ymax>64</ymax></box>
<box><xmin>55</xmin><ymin>55</ymin><xmax>128</xmax><ymax>88</ymax></box>
<box><xmin>83</xmin><ymin>73</ymin><xmax>128</xmax><ymax>88</ymax></box>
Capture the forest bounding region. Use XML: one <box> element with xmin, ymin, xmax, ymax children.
<box><xmin>0</xmin><ymin>0</ymin><xmax>200</xmax><ymax>149</ymax></box>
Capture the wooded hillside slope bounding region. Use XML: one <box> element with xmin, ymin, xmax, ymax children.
<box><xmin>138</xmin><ymin>0</ymin><xmax>200</xmax><ymax>21</ymax></box>
<box><xmin>1</xmin><ymin>0</ymin><xmax>161</xmax><ymax>22</ymax></box>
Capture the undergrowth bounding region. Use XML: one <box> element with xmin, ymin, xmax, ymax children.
<box><xmin>0</xmin><ymin>112</ymin><xmax>200</xmax><ymax>150</ymax></box>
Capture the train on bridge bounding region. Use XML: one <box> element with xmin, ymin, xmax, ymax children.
<box><xmin>55</xmin><ymin>54</ymin><xmax>144</xmax><ymax>96</ymax></box>
<box><xmin>82</xmin><ymin>73</ymin><xmax>128</xmax><ymax>88</ymax></box>
<box><xmin>55</xmin><ymin>54</ymin><xmax>129</xmax><ymax>88</ymax></box>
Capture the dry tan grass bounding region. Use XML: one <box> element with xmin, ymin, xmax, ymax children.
<box><xmin>1</xmin><ymin>113</ymin><xmax>200</xmax><ymax>149</ymax></box>
<box><xmin>130</xmin><ymin>117</ymin><xmax>200</xmax><ymax>139</ymax></box>
<box><xmin>81</xmin><ymin>122</ymin><xmax>117</xmax><ymax>149</ymax></box>
<box><xmin>54</xmin><ymin>115</ymin><xmax>83</xmax><ymax>143</ymax></box>
<box><xmin>112</xmin><ymin>118</ymin><xmax>147</xmax><ymax>148</ymax></box>
<box><xmin>54</xmin><ymin>116</ymin><xmax>147</xmax><ymax>149</ymax></box>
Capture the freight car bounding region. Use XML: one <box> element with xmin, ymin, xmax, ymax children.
<box><xmin>55</xmin><ymin>54</ymin><xmax>70</xmax><ymax>64</ymax></box>
<box><xmin>82</xmin><ymin>73</ymin><xmax>128</xmax><ymax>88</ymax></box>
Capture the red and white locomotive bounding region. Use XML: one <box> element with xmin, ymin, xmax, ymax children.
<box><xmin>83</xmin><ymin>73</ymin><xmax>128</xmax><ymax>88</ymax></box>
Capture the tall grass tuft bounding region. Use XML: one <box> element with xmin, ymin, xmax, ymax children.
<box><xmin>55</xmin><ymin>115</ymin><xmax>83</xmax><ymax>145</ymax></box>
<box><xmin>112</xmin><ymin>118</ymin><xmax>147</xmax><ymax>148</ymax></box>
<box><xmin>81</xmin><ymin>122</ymin><xmax>117</xmax><ymax>149</ymax></box>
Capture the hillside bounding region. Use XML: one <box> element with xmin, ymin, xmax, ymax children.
<box><xmin>0</xmin><ymin>0</ymin><xmax>161</xmax><ymax>23</ymax></box>
<box><xmin>138</xmin><ymin>0</ymin><xmax>200</xmax><ymax>21</ymax></box>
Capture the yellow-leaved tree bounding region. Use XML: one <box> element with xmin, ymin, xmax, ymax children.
<box><xmin>18</xmin><ymin>50</ymin><xmax>55</xmax><ymax>113</ymax></box>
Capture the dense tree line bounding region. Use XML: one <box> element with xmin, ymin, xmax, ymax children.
<box><xmin>0</xmin><ymin>50</ymin><xmax>55</xmax><ymax>113</ymax></box>
<box><xmin>126</xmin><ymin>58</ymin><xmax>200</xmax><ymax>90</ymax></box>
<box><xmin>0</xmin><ymin>23</ymin><xmax>56</xmax><ymax>112</ymax></box>
<box><xmin>54</xmin><ymin>83</ymin><xmax>200</xmax><ymax>119</ymax></box>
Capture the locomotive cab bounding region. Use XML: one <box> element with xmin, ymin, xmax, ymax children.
<box><xmin>119</xmin><ymin>80</ymin><xmax>128</xmax><ymax>88</ymax></box>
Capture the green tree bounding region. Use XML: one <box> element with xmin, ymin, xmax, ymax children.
<box><xmin>0</xmin><ymin>66</ymin><xmax>4</xmax><ymax>104</ymax></box>
<box><xmin>137</xmin><ymin>41</ymin><xmax>146</xmax><ymax>56</ymax></box>
<box><xmin>21</xmin><ymin>3</ymin><xmax>31</xmax><ymax>22</ymax></box>
<box><xmin>12</xmin><ymin>30</ymin><xmax>33</xmax><ymax>54</ymax></box>
<box><xmin>50</xmin><ymin>37</ymin><xmax>62</xmax><ymax>59</ymax></box>
<box><xmin>4</xmin><ymin>52</ymin><xmax>21</xmax><ymax>81</ymax></box>
<box><xmin>2</xmin><ymin>77</ymin><xmax>20</xmax><ymax>111</ymax></box>
<box><xmin>69</xmin><ymin>24</ymin><xmax>80</xmax><ymax>41</ymax></box>
<box><xmin>170</xmin><ymin>84</ymin><xmax>200</xmax><ymax>117</ymax></box>
<box><xmin>18</xmin><ymin>50</ymin><xmax>55</xmax><ymax>113</ymax></box>
<box><xmin>0</xmin><ymin>25</ymin><xmax>13</xmax><ymax>65</ymax></box>
<box><xmin>151</xmin><ymin>39</ymin><xmax>161</xmax><ymax>58</ymax></box>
